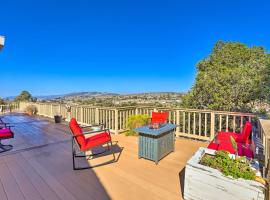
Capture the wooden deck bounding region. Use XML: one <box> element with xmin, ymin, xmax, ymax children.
<box><xmin>0</xmin><ymin>114</ymin><xmax>207</xmax><ymax>200</ymax></box>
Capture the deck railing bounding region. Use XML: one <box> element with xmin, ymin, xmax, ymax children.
<box><xmin>18</xmin><ymin>102</ymin><xmax>256</xmax><ymax>141</ymax></box>
<box><xmin>0</xmin><ymin>103</ymin><xmax>20</xmax><ymax>114</ymax></box>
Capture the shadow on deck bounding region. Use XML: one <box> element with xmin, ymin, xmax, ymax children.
<box><xmin>0</xmin><ymin>113</ymin><xmax>207</xmax><ymax>200</ymax></box>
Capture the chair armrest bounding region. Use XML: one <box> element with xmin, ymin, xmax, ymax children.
<box><xmin>72</xmin><ymin>128</ymin><xmax>110</xmax><ymax>138</ymax></box>
<box><xmin>80</xmin><ymin>125</ymin><xmax>93</xmax><ymax>128</ymax></box>
<box><xmin>0</xmin><ymin>122</ymin><xmax>10</xmax><ymax>125</ymax></box>
<box><xmin>80</xmin><ymin>123</ymin><xmax>104</xmax><ymax>129</ymax></box>
<box><xmin>0</xmin><ymin>123</ymin><xmax>13</xmax><ymax>129</ymax></box>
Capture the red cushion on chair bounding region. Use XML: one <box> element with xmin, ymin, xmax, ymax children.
<box><xmin>217</xmin><ymin>142</ymin><xmax>236</xmax><ymax>154</ymax></box>
<box><xmin>239</xmin><ymin>121</ymin><xmax>252</xmax><ymax>143</ymax></box>
<box><xmin>242</xmin><ymin>145</ymin><xmax>253</xmax><ymax>158</ymax></box>
<box><xmin>81</xmin><ymin>132</ymin><xmax>111</xmax><ymax>151</ymax></box>
<box><xmin>69</xmin><ymin>118</ymin><xmax>86</xmax><ymax>149</ymax></box>
<box><xmin>216</xmin><ymin>142</ymin><xmax>253</xmax><ymax>158</ymax></box>
<box><xmin>216</xmin><ymin>122</ymin><xmax>252</xmax><ymax>144</ymax></box>
<box><xmin>207</xmin><ymin>142</ymin><xmax>219</xmax><ymax>150</ymax></box>
<box><xmin>216</xmin><ymin>132</ymin><xmax>238</xmax><ymax>142</ymax></box>
<box><xmin>152</xmin><ymin>112</ymin><xmax>168</xmax><ymax>124</ymax></box>
<box><xmin>0</xmin><ymin>128</ymin><xmax>13</xmax><ymax>138</ymax></box>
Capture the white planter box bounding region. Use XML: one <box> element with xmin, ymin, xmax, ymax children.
<box><xmin>184</xmin><ymin>147</ymin><xmax>266</xmax><ymax>200</ymax></box>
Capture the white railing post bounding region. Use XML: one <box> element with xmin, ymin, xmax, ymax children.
<box><xmin>176</xmin><ymin>110</ymin><xmax>180</xmax><ymax>135</ymax></box>
<box><xmin>80</xmin><ymin>106</ymin><xmax>83</xmax><ymax>123</ymax></box>
<box><xmin>114</xmin><ymin>109</ymin><xmax>119</xmax><ymax>134</ymax></box>
<box><xmin>210</xmin><ymin>112</ymin><xmax>215</xmax><ymax>140</ymax></box>
<box><xmin>50</xmin><ymin>104</ymin><xmax>53</xmax><ymax>118</ymax></box>
<box><xmin>58</xmin><ymin>105</ymin><xmax>61</xmax><ymax>116</ymax></box>
<box><xmin>95</xmin><ymin>108</ymin><xmax>99</xmax><ymax>124</ymax></box>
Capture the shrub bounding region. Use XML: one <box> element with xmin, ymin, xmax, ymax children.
<box><xmin>25</xmin><ymin>105</ymin><xmax>37</xmax><ymax>116</ymax></box>
<box><xmin>200</xmin><ymin>150</ymin><xmax>256</xmax><ymax>180</ymax></box>
<box><xmin>126</xmin><ymin>114</ymin><xmax>150</xmax><ymax>136</ymax></box>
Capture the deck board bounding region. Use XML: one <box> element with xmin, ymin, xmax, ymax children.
<box><xmin>0</xmin><ymin>163</ymin><xmax>25</xmax><ymax>200</ymax></box>
<box><xmin>12</xmin><ymin>153</ymin><xmax>60</xmax><ymax>200</ymax></box>
<box><xmin>4</xmin><ymin>155</ymin><xmax>43</xmax><ymax>200</ymax></box>
<box><xmin>0</xmin><ymin>171</ymin><xmax>8</xmax><ymax>200</ymax></box>
<box><xmin>0</xmin><ymin>113</ymin><xmax>206</xmax><ymax>200</ymax></box>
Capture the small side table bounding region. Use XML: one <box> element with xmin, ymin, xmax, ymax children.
<box><xmin>134</xmin><ymin>124</ymin><xmax>176</xmax><ymax>164</ymax></box>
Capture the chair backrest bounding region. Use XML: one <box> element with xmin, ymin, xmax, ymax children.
<box><xmin>69</xmin><ymin>118</ymin><xmax>86</xmax><ymax>149</ymax></box>
<box><xmin>240</xmin><ymin>121</ymin><xmax>252</xmax><ymax>142</ymax></box>
<box><xmin>151</xmin><ymin>112</ymin><xmax>169</xmax><ymax>124</ymax></box>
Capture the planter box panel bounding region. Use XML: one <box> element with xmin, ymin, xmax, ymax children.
<box><xmin>184</xmin><ymin>148</ymin><xmax>266</xmax><ymax>200</ymax></box>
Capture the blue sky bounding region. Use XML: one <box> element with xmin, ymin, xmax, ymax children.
<box><xmin>1</xmin><ymin>0</ymin><xmax>270</xmax><ymax>97</ymax></box>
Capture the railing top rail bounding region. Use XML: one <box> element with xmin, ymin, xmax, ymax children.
<box><xmin>259</xmin><ymin>119</ymin><xmax>270</xmax><ymax>139</ymax></box>
<box><xmin>18</xmin><ymin>102</ymin><xmax>256</xmax><ymax>117</ymax></box>
<box><xmin>153</xmin><ymin>107</ymin><xmax>255</xmax><ymax>116</ymax></box>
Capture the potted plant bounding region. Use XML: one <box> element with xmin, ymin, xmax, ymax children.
<box><xmin>126</xmin><ymin>114</ymin><xmax>150</xmax><ymax>136</ymax></box>
<box><xmin>24</xmin><ymin>105</ymin><xmax>37</xmax><ymax>116</ymax></box>
<box><xmin>54</xmin><ymin>114</ymin><xmax>62</xmax><ymax>123</ymax></box>
<box><xmin>184</xmin><ymin>147</ymin><xmax>266</xmax><ymax>200</ymax></box>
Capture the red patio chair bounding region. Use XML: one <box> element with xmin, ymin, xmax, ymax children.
<box><xmin>208</xmin><ymin>121</ymin><xmax>254</xmax><ymax>158</ymax></box>
<box><xmin>151</xmin><ymin>112</ymin><xmax>169</xmax><ymax>124</ymax></box>
<box><xmin>69</xmin><ymin>118</ymin><xmax>115</xmax><ymax>170</ymax></box>
<box><xmin>216</xmin><ymin>121</ymin><xmax>252</xmax><ymax>144</ymax></box>
<box><xmin>0</xmin><ymin>128</ymin><xmax>14</xmax><ymax>152</ymax></box>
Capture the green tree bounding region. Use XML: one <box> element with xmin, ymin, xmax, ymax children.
<box><xmin>183</xmin><ymin>41</ymin><xmax>270</xmax><ymax>111</ymax></box>
<box><xmin>15</xmin><ymin>91</ymin><xmax>33</xmax><ymax>102</ymax></box>
<box><xmin>0</xmin><ymin>97</ymin><xmax>5</xmax><ymax>105</ymax></box>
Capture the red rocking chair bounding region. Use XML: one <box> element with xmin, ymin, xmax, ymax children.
<box><xmin>0</xmin><ymin>118</ymin><xmax>14</xmax><ymax>152</ymax></box>
<box><xmin>69</xmin><ymin>118</ymin><xmax>115</xmax><ymax>170</ymax></box>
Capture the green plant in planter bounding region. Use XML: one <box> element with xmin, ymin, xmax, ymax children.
<box><xmin>126</xmin><ymin>114</ymin><xmax>150</xmax><ymax>136</ymax></box>
<box><xmin>200</xmin><ymin>150</ymin><xmax>256</xmax><ymax>180</ymax></box>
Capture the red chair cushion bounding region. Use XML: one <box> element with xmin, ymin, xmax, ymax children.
<box><xmin>207</xmin><ymin>141</ymin><xmax>253</xmax><ymax>158</ymax></box>
<box><xmin>239</xmin><ymin>121</ymin><xmax>252</xmax><ymax>142</ymax></box>
<box><xmin>152</xmin><ymin>112</ymin><xmax>168</xmax><ymax>124</ymax></box>
<box><xmin>81</xmin><ymin>132</ymin><xmax>111</xmax><ymax>151</ymax></box>
<box><xmin>242</xmin><ymin>145</ymin><xmax>253</xmax><ymax>158</ymax></box>
<box><xmin>216</xmin><ymin>132</ymin><xmax>239</xmax><ymax>142</ymax></box>
<box><xmin>217</xmin><ymin>142</ymin><xmax>236</xmax><ymax>154</ymax></box>
<box><xmin>207</xmin><ymin>142</ymin><xmax>219</xmax><ymax>150</ymax></box>
<box><xmin>0</xmin><ymin>128</ymin><xmax>13</xmax><ymax>138</ymax></box>
<box><xmin>216</xmin><ymin>121</ymin><xmax>252</xmax><ymax>144</ymax></box>
<box><xmin>69</xmin><ymin>118</ymin><xmax>86</xmax><ymax>149</ymax></box>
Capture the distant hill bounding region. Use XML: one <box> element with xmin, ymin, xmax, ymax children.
<box><xmin>36</xmin><ymin>92</ymin><xmax>120</xmax><ymax>100</ymax></box>
<box><xmin>5</xmin><ymin>91</ymin><xmax>185</xmax><ymax>101</ymax></box>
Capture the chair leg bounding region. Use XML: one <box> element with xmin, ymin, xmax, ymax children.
<box><xmin>72</xmin><ymin>146</ymin><xmax>76</xmax><ymax>170</ymax></box>
<box><xmin>72</xmin><ymin>140</ymin><xmax>116</xmax><ymax>170</ymax></box>
<box><xmin>0</xmin><ymin>140</ymin><xmax>13</xmax><ymax>153</ymax></box>
<box><xmin>110</xmin><ymin>140</ymin><xmax>116</xmax><ymax>161</ymax></box>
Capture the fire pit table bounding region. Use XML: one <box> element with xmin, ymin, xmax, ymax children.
<box><xmin>134</xmin><ymin>123</ymin><xmax>176</xmax><ymax>164</ymax></box>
